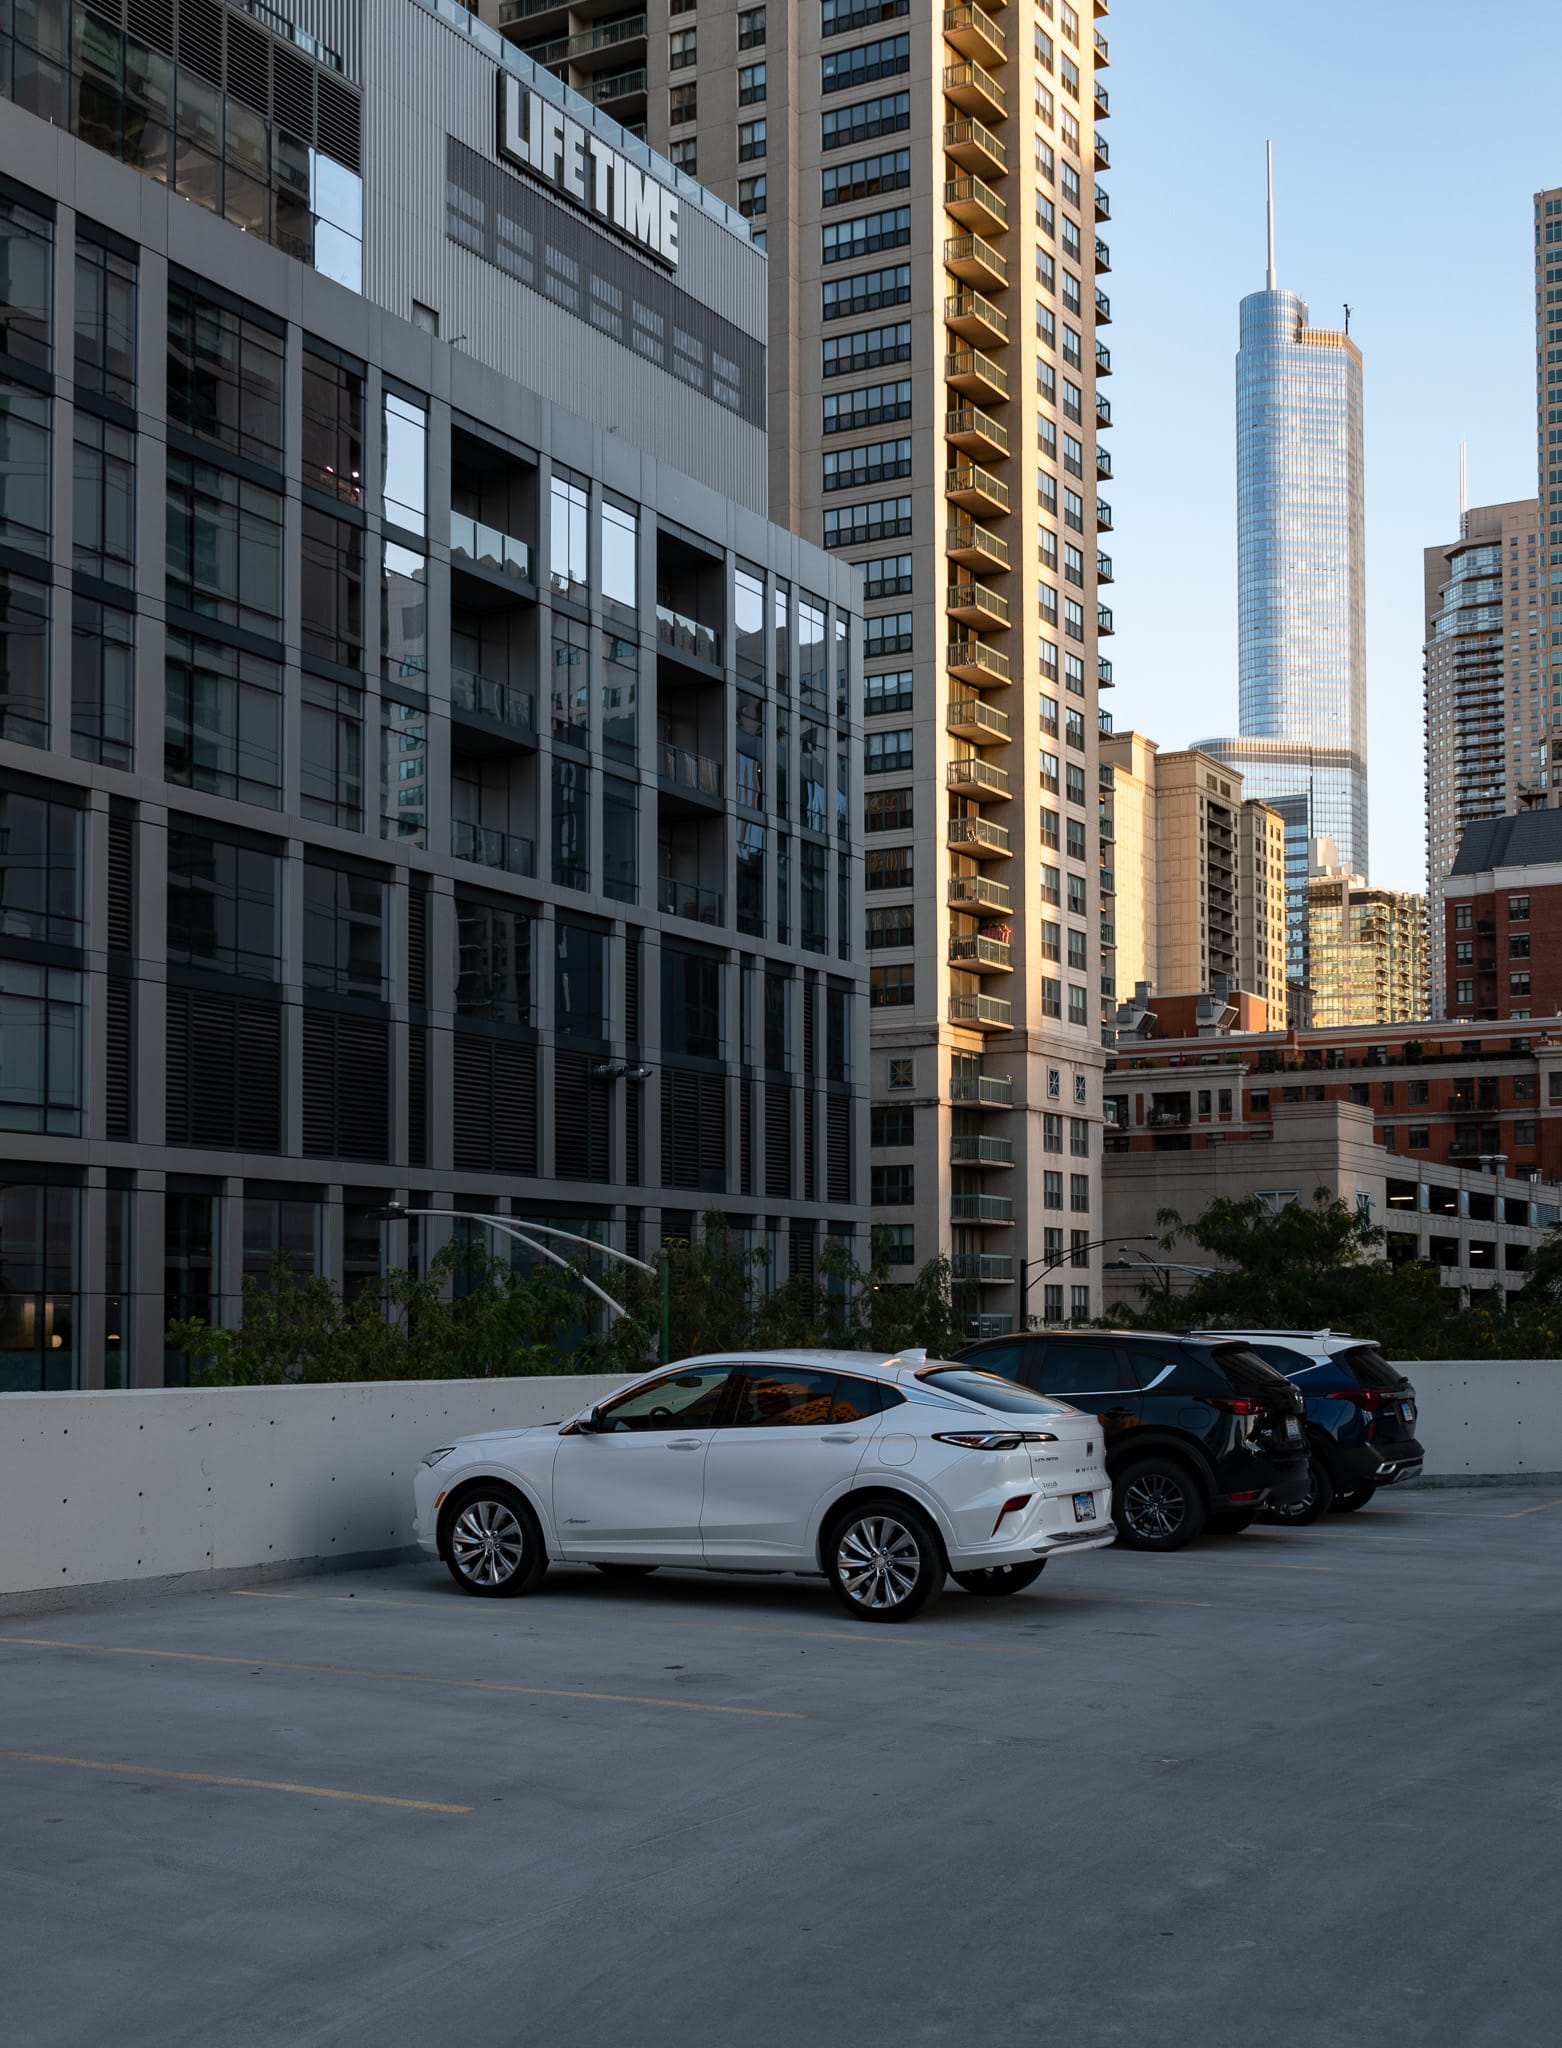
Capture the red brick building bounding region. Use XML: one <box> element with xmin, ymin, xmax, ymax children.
<box><xmin>1444</xmin><ymin>810</ymin><xmax>1562</xmax><ymax>1022</ymax></box>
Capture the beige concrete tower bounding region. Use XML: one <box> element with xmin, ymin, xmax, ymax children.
<box><xmin>490</xmin><ymin>0</ymin><xmax>1119</xmax><ymax>1330</ymax></box>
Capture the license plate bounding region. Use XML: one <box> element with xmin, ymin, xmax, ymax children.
<box><xmin>1401</xmin><ymin>1401</ymin><xmax>1415</xmax><ymax>1421</ymax></box>
<box><xmin>1284</xmin><ymin>1417</ymin><xmax>1302</xmax><ymax>1441</ymax></box>
<box><xmin>1073</xmin><ymin>1492</ymin><xmax>1097</xmax><ymax>1522</ymax></box>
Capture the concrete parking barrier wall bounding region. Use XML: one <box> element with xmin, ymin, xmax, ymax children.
<box><xmin>0</xmin><ymin>1374</ymin><xmax>633</xmax><ymax>1615</ymax></box>
<box><xmin>1407</xmin><ymin>1359</ymin><xmax>1562</xmax><ymax>1481</ymax></box>
<box><xmin>3</xmin><ymin>1361</ymin><xmax>1560</xmax><ymax>1614</ymax></box>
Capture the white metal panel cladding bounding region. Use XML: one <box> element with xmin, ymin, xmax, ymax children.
<box><xmin>360</xmin><ymin>0</ymin><xmax>767</xmax><ymax>507</ymax></box>
<box><xmin>288</xmin><ymin>0</ymin><xmax>364</xmax><ymax>81</ymax></box>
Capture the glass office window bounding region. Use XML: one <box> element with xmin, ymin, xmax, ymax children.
<box><xmin>383</xmin><ymin>391</ymin><xmax>426</xmax><ymax>533</ymax></box>
<box><xmin>0</xmin><ymin>568</ymin><xmax>49</xmax><ymax>748</ymax></box>
<box><xmin>166</xmin><ymin>828</ymin><xmax>281</xmax><ymax>980</ymax></box>
<box><xmin>166</xmin><ymin>281</ymin><xmax>284</xmax><ymax>468</ymax></box>
<box><xmin>165</xmin><ymin>629</ymin><xmax>283</xmax><ymax>809</ymax></box>
<box><xmin>0</xmin><ymin>379</ymin><xmax>50</xmax><ymax>557</ymax></box>
<box><xmin>70</xmin><ymin>597</ymin><xmax>136</xmax><ymax>771</ymax></box>
<box><xmin>72</xmin><ymin>413</ymin><xmax>135</xmax><ymax>586</ymax></box>
<box><xmin>303</xmin><ymin>349</ymin><xmax>364</xmax><ymax>504</ymax></box>
<box><xmin>74</xmin><ymin>236</ymin><xmax>136</xmax><ymax>405</ymax></box>
<box><xmin>0</xmin><ymin>194</ymin><xmax>53</xmax><ymax>371</ymax></box>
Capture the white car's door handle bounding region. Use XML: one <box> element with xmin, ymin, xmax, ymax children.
<box><xmin>667</xmin><ymin>1438</ymin><xmax>704</xmax><ymax>1450</ymax></box>
<box><xmin>822</xmin><ymin>1433</ymin><xmax>860</xmax><ymax>1444</ymax></box>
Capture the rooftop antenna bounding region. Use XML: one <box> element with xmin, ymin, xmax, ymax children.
<box><xmin>1342</xmin><ymin>303</ymin><xmax>1351</xmax><ymax>334</ymax></box>
<box><xmin>1265</xmin><ymin>140</ymin><xmax>1277</xmax><ymax>290</ymax></box>
<box><xmin>1459</xmin><ymin>439</ymin><xmax>1468</xmax><ymax>539</ymax></box>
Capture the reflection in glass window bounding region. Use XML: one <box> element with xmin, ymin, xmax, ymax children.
<box><xmin>164</xmin><ymin>629</ymin><xmax>283</xmax><ymax>809</ymax></box>
<box><xmin>166</xmin><ymin>828</ymin><xmax>281</xmax><ymax>980</ymax></box>
<box><xmin>550</xmin><ymin>469</ymin><xmax>589</xmax><ymax>600</ymax></box>
<box><xmin>601</xmin><ymin>498</ymin><xmax>638</xmax><ymax>617</ymax></box>
<box><xmin>302</xmin><ymin>348</ymin><xmax>363</xmax><ymax>503</ymax></box>
<box><xmin>311</xmin><ymin>151</ymin><xmax>364</xmax><ymax>292</ymax></box>
<box><xmin>163</xmin><ymin>1190</ymin><xmax>215</xmax><ymax>1390</ymax></box>
<box><xmin>456</xmin><ymin>899</ymin><xmax>532</xmax><ymax>1023</ymax></box>
<box><xmin>0</xmin><ymin>569</ymin><xmax>49</xmax><ymax>748</ymax></box>
<box><xmin>555</xmin><ymin>920</ymin><xmax>608</xmax><ymax>1038</ymax></box>
<box><xmin>380</xmin><ymin>699</ymin><xmax>428</xmax><ymax>846</ymax></box>
<box><xmin>0</xmin><ymin>787</ymin><xmax>81</xmax><ymax>944</ymax></box>
<box><xmin>74</xmin><ymin>237</ymin><xmax>136</xmax><ymax>405</ymax></box>
<box><xmin>0</xmin><ymin>380</ymin><xmax>51</xmax><ymax>557</ymax></box>
<box><xmin>382</xmin><ymin>542</ymin><xmax>427</xmax><ymax>681</ymax></box>
<box><xmin>72</xmin><ymin>413</ymin><xmax>135</xmax><ymax>586</ymax></box>
<box><xmin>302</xmin><ymin>861</ymin><xmax>385</xmax><ymax>998</ymax></box>
<box><xmin>0</xmin><ymin>963</ymin><xmax>82</xmax><ymax>1134</ymax></box>
<box><xmin>735</xmin><ymin>564</ymin><xmax>765</xmax><ymax>682</ymax></box>
<box><xmin>601</xmin><ymin>632</ymin><xmax>638</xmax><ymax>764</ymax></box>
<box><xmin>552</xmin><ymin>758</ymin><xmax>590</xmax><ymax>891</ymax></box>
<box><xmin>166</xmin><ymin>282</ymin><xmax>285</xmax><ymax>468</ymax></box>
<box><xmin>165</xmin><ymin>454</ymin><xmax>285</xmax><ymax>637</ymax></box>
<box><xmin>603</xmin><ymin>776</ymin><xmax>638</xmax><ymax>904</ymax></box>
<box><xmin>71</xmin><ymin>597</ymin><xmax>135</xmax><ymax>770</ymax></box>
<box><xmin>0</xmin><ymin>196</ymin><xmax>53</xmax><ymax>371</ymax></box>
<box><xmin>242</xmin><ymin>1198</ymin><xmax>319</xmax><ymax>1286</ymax></box>
<box><xmin>300</xmin><ymin>675</ymin><xmax>365</xmax><ymax>830</ymax></box>
<box><xmin>0</xmin><ymin>1183</ymin><xmax>78</xmax><ymax>1392</ymax></box>
<box><xmin>383</xmin><ymin>392</ymin><xmax>426</xmax><ymax>533</ymax></box>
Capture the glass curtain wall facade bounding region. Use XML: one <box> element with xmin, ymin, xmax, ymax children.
<box><xmin>0</xmin><ymin>0</ymin><xmax>867</xmax><ymax>1388</ymax></box>
<box><xmin>1199</xmin><ymin>276</ymin><xmax>1366</xmax><ymax>980</ymax></box>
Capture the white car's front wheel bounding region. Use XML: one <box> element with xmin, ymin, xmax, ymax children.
<box><xmin>825</xmin><ymin>1499</ymin><xmax>944</xmax><ymax>1623</ymax></box>
<box><xmin>442</xmin><ymin>1484</ymin><xmax>549</xmax><ymax>1598</ymax></box>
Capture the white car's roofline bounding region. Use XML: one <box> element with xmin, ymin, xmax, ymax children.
<box><xmin>658</xmin><ymin>1348</ymin><xmax>948</xmax><ymax>1384</ymax></box>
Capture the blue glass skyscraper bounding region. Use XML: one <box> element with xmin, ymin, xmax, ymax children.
<box><xmin>1198</xmin><ymin>150</ymin><xmax>1368</xmax><ymax>979</ymax></box>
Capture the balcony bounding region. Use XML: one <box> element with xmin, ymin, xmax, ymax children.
<box><xmin>943</xmin><ymin>173</ymin><xmax>1007</xmax><ymax>235</ymax></box>
<box><xmin>943</xmin><ymin>2</ymin><xmax>1005</xmax><ymax>64</ymax></box>
<box><xmin>946</xmin><ymin>815</ymin><xmax>1010</xmax><ymax>858</ymax></box>
<box><xmin>1095</xmin><ymin>339</ymin><xmax>1111</xmax><ymax>375</ymax></box>
<box><xmin>1095</xmin><ymin>25</ymin><xmax>1110</xmax><ymax>62</ymax></box>
<box><xmin>951</xmin><ymin>1133</ymin><xmax>1014</xmax><ymax>1168</ymax></box>
<box><xmin>947</xmin><ymin>694</ymin><xmax>1010</xmax><ymax>742</ymax></box>
<box><xmin>950</xmin><ymin>1252</ymin><xmax>1015</xmax><ymax>1283</ymax></box>
<box><xmin>945</xmin><ymin>461</ymin><xmax>1010</xmax><ymax>515</ymax></box>
<box><xmin>944</xmin><ymin>344</ymin><xmax>1008</xmax><ymax>401</ymax></box>
<box><xmin>949</xmin><ymin>933</ymin><xmax>1013</xmax><ymax>973</ymax></box>
<box><xmin>659</xmin><ymin>742</ymin><xmax>723</xmax><ymax>799</ymax></box>
<box><xmin>1094</xmin><ymin>235</ymin><xmax>1111</xmax><ymax>273</ymax></box>
<box><xmin>452</xmin><ymin>819</ymin><xmax>536</xmax><ymax>878</ymax></box>
<box><xmin>947</xmin><ymin>636</ymin><xmax>1012</xmax><ymax>686</ymax></box>
<box><xmin>658</xmin><ymin>875</ymin><xmax>724</xmax><ymax>925</ymax></box>
<box><xmin>1098</xmin><ymin>707</ymin><xmax>1114</xmax><ymax>735</ymax></box>
<box><xmin>1096</xmin><ymin>285</ymin><xmax>1111</xmax><ymax>322</ymax></box>
<box><xmin>945</xmin><ymin>403</ymin><xmax>1009</xmax><ymax>459</ymax></box>
<box><xmin>656</xmin><ymin>603</ymin><xmax>721</xmax><ymax>667</ymax></box>
<box><xmin>1095</xmin><ymin>78</ymin><xmax>1109</xmax><ymax>118</ymax></box>
<box><xmin>1096</xmin><ymin>392</ymin><xmax>1112</xmax><ymax>429</ymax></box>
<box><xmin>948</xmin><ymin>754</ymin><xmax>1010</xmax><ymax>799</ymax></box>
<box><xmin>1096</xmin><ymin>446</ymin><xmax>1112</xmax><ymax>480</ymax></box>
<box><xmin>948</xmin><ymin>872</ymin><xmax>1011</xmax><ymax>915</ymax></box>
<box><xmin>1098</xmin><ymin>603</ymin><xmax>1115</xmax><ymax>635</ymax></box>
<box><xmin>946</xmin><ymin>517</ymin><xmax>1008</xmax><ymax>569</ymax></box>
<box><xmin>451</xmin><ymin>513</ymin><xmax>532</xmax><ymax>584</ymax></box>
<box><xmin>1096</xmin><ymin>550</ymin><xmax>1113</xmax><ymax>583</ymax></box>
<box><xmin>1098</xmin><ymin>653</ymin><xmax>1114</xmax><ymax>686</ymax></box>
<box><xmin>943</xmin><ymin>117</ymin><xmax>1007</xmax><ymax>177</ymax></box>
<box><xmin>942</xmin><ymin>60</ymin><xmax>1006</xmax><ymax>119</ymax></box>
<box><xmin>585</xmin><ymin>67</ymin><xmax>647</xmax><ymax>107</ymax></box>
<box><xmin>949</xmin><ymin>1187</ymin><xmax>1015</xmax><ymax>1221</ymax></box>
<box><xmin>945</xmin><ymin>290</ymin><xmax>1008</xmax><ymax>347</ymax></box>
<box><xmin>1094</xmin><ymin>180</ymin><xmax>1110</xmax><ymax>220</ymax></box>
<box><xmin>549</xmin><ymin>14</ymin><xmax>648</xmax><ymax>64</ymax></box>
<box><xmin>1097</xmin><ymin>495</ymin><xmax>1113</xmax><ymax>528</ymax></box>
<box><xmin>946</xmin><ymin>579</ymin><xmax>1010</xmax><ymax>630</ymax></box>
<box><xmin>450</xmin><ymin>668</ymin><xmax>537</xmax><ymax>742</ymax></box>
<box><xmin>943</xmin><ymin>233</ymin><xmax>1008</xmax><ymax>290</ymax></box>
<box><xmin>1094</xmin><ymin>128</ymin><xmax>1109</xmax><ymax>169</ymax></box>
<box><xmin>950</xmin><ymin>1069</ymin><xmax>1012</xmax><ymax>1107</ymax></box>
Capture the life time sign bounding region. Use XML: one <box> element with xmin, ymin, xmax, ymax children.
<box><xmin>497</xmin><ymin>75</ymin><xmax>680</xmax><ymax>269</ymax></box>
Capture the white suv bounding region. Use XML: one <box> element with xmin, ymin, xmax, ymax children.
<box><xmin>413</xmin><ymin>1350</ymin><xmax>1114</xmax><ymax>1622</ymax></box>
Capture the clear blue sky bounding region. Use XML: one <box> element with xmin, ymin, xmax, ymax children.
<box><xmin>1105</xmin><ymin>0</ymin><xmax>1560</xmax><ymax>892</ymax></box>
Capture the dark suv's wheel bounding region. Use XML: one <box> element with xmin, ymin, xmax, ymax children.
<box><xmin>1331</xmin><ymin>1484</ymin><xmax>1377</xmax><ymax>1513</ymax></box>
<box><xmin>442</xmin><ymin>1483</ymin><xmax>549</xmax><ymax>1598</ymax></box>
<box><xmin>825</xmin><ymin>1498</ymin><xmax>944</xmax><ymax>1622</ymax></box>
<box><xmin>952</xmin><ymin>1560</ymin><xmax>1047</xmax><ymax>1596</ymax></box>
<box><xmin>1260</xmin><ymin>1455</ymin><xmax>1335</xmax><ymax>1526</ymax></box>
<box><xmin>1114</xmin><ymin>1457</ymin><xmax>1207</xmax><ymax>1552</ymax></box>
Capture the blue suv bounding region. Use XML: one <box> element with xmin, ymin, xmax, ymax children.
<box><xmin>1192</xmin><ymin>1331</ymin><xmax>1423</xmax><ymax>1524</ymax></box>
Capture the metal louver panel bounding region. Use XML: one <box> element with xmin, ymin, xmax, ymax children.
<box><xmin>106</xmin><ymin>815</ymin><xmax>134</xmax><ymax>953</ymax></box>
<box><xmin>167</xmin><ymin>990</ymin><xmax>280</xmax><ymax>1152</ymax></box>
<box><xmin>271</xmin><ymin>44</ymin><xmax>314</xmax><ymax>138</ymax></box>
<box><xmin>625</xmin><ymin>1079</ymin><xmax>642</xmax><ymax>1185</ymax></box>
<box><xmin>803</xmin><ymin>982</ymin><xmax>817</xmax><ymax>1078</ymax></box>
<box><xmin>790</xmin><ymin>1224</ymin><xmax>816</xmax><ymax>1282</ymax></box>
<box><xmin>827</xmin><ymin>1094</ymin><xmax>852</xmax><ymax>1204</ymax></box>
<box><xmin>105</xmin><ymin>979</ymin><xmax>133</xmax><ymax>1141</ymax></box>
<box><xmin>624</xmin><ymin>934</ymin><xmax>640</xmax><ymax>1046</ymax></box>
<box><xmin>739</xmin><ymin>1081</ymin><xmax>753</xmax><ymax>1196</ymax></box>
<box><xmin>406</xmin><ymin>889</ymin><xmax>428</xmax><ymax>1007</ymax></box>
<box><xmin>765</xmin><ymin>1081</ymin><xmax>791</xmax><ymax>1198</ymax></box>
<box><xmin>225</xmin><ymin>14</ymin><xmax>271</xmax><ymax>114</ymax></box>
<box><xmin>302</xmin><ymin>1010</ymin><xmax>389</xmax><ymax>1161</ymax></box>
<box><xmin>802</xmin><ymin>1092</ymin><xmax>817</xmax><ymax>1202</ymax></box>
<box><xmin>236</xmin><ymin>1001</ymin><xmax>283</xmax><ymax>1152</ymax></box>
<box><xmin>660</xmin><ymin>1069</ymin><xmax>725</xmax><ymax>1191</ymax></box>
<box><xmin>176</xmin><ymin>0</ymin><xmax>223</xmax><ymax>84</ymax></box>
<box><xmin>554</xmin><ymin>1051</ymin><xmax>609</xmax><ymax>1183</ymax></box>
<box><xmin>407</xmin><ymin>1023</ymin><xmax>427</xmax><ymax>1168</ymax></box>
<box><xmin>126</xmin><ymin>0</ymin><xmax>176</xmax><ymax>56</ymax></box>
<box><xmin>453</xmin><ymin>1035</ymin><xmax>536</xmax><ymax>1174</ymax></box>
<box><xmin>316</xmin><ymin>73</ymin><xmax>361</xmax><ymax>171</ymax></box>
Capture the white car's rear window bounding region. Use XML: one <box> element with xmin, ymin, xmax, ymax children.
<box><xmin>920</xmin><ymin>1369</ymin><xmax>1069</xmax><ymax>1415</ymax></box>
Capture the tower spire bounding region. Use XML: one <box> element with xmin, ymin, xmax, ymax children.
<box><xmin>1266</xmin><ymin>140</ymin><xmax>1277</xmax><ymax>289</ymax></box>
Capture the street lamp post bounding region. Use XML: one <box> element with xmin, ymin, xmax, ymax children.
<box><xmin>1105</xmin><ymin>1246</ymin><xmax>1221</xmax><ymax>1301</ymax></box>
<box><xmin>1018</xmin><ymin>1233</ymin><xmax>1156</xmax><ymax>1327</ymax></box>
<box><xmin>370</xmin><ymin>1203</ymin><xmax>674</xmax><ymax>1364</ymax></box>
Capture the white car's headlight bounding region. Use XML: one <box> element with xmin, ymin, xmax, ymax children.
<box><xmin>933</xmin><ymin>1430</ymin><xmax>1059</xmax><ymax>1450</ymax></box>
<box><xmin>422</xmin><ymin>1446</ymin><xmax>457</xmax><ymax>1468</ymax></box>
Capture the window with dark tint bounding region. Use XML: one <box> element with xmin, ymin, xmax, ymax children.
<box><xmin>731</xmin><ymin>1367</ymin><xmax>842</xmax><ymax>1427</ymax></box>
<box><xmin>166</xmin><ymin>282</ymin><xmax>285</xmax><ymax>468</ymax></box>
<box><xmin>831</xmin><ymin>1375</ymin><xmax>901</xmax><ymax>1421</ymax></box>
<box><xmin>598</xmin><ymin>1367</ymin><xmax>732</xmax><ymax>1431</ymax></box>
<box><xmin>302</xmin><ymin>349</ymin><xmax>364</xmax><ymax>503</ymax></box>
<box><xmin>166</xmin><ymin>830</ymin><xmax>280</xmax><ymax>981</ymax></box>
<box><xmin>1208</xmin><ymin>1345</ymin><xmax>1292</xmax><ymax>1396</ymax></box>
<box><xmin>920</xmin><ymin>1370</ymin><xmax>1068</xmax><ymax>1415</ymax></box>
<box><xmin>302</xmin><ymin>863</ymin><xmax>385</xmax><ymax>998</ymax></box>
<box><xmin>456</xmin><ymin>900</ymin><xmax>531</xmax><ymax>1022</ymax></box>
<box><xmin>1036</xmin><ymin>1337</ymin><xmax>1138</xmax><ymax>1394</ymax></box>
<box><xmin>959</xmin><ymin>1341</ymin><xmax>1031</xmax><ymax>1382</ymax></box>
<box><xmin>1335</xmin><ymin>1344</ymin><xmax>1407</xmax><ymax>1389</ymax></box>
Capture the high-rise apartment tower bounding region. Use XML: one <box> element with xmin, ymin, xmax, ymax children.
<box><xmin>490</xmin><ymin>0</ymin><xmax>1120</xmax><ymax>1331</ymax></box>
<box><xmin>1422</xmin><ymin>498</ymin><xmax>1542</xmax><ymax>1018</ymax></box>
<box><xmin>1198</xmin><ymin>148</ymin><xmax>1367</xmax><ymax>982</ymax></box>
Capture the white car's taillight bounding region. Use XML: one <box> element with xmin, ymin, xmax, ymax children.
<box><xmin>422</xmin><ymin>1446</ymin><xmax>456</xmax><ymax>1468</ymax></box>
<box><xmin>933</xmin><ymin>1430</ymin><xmax>1059</xmax><ymax>1450</ymax></box>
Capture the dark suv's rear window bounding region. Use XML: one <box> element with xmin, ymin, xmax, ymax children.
<box><xmin>1336</xmin><ymin>1344</ymin><xmax>1407</xmax><ymax>1390</ymax></box>
<box><xmin>1208</xmin><ymin>1344</ymin><xmax>1294</xmax><ymax>1397</ymax></box>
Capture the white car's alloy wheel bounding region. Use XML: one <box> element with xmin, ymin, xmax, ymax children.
<box><xmin>450</xmin><ymin>1498</ymin><xmax>527</xmax><ymax>1588</ymax></box>
<box><xmin>835</xmin><ymin>1514</ymin><xmax>924</xmax><ymax>1612</ymax></box>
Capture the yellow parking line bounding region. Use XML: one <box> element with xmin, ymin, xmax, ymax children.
<box><xmin>1506</xmin><ymin>1497</ymin><xmax>1562</xmax><ymax>1519</ymax></box>
<box><xmin>0</xmin><ymin>1749</ymin><xmax>470</xmax><ymax>1813</ymax></box>
<box><xmin>0</xmin><ymin>1637</ymin><xmax>804</xmax><ymax>1721</ymax></box>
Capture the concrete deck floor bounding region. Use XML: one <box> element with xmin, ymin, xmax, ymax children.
<box><xmin>3</xmin><ymin>1486</ymin><xmax>1561</xmax><ymax>2047</ymax></box>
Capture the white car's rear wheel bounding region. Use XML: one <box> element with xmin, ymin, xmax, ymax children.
<box><xmin>442</xmin><ymin>1484</ymin><xmax>548</xmax><ymax>1598</ymax></box>
<box><xmin>826</xmin><ymin>1499</ymin><xmax>943</xmax><ymax>1623</ymax></box>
